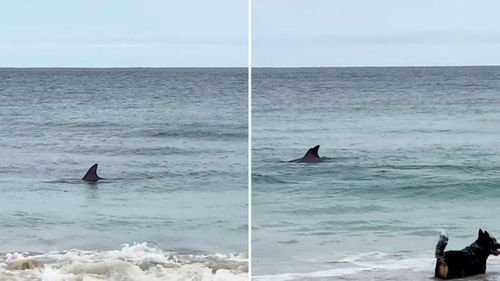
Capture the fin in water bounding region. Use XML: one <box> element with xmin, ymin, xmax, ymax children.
<box><xmin>291</xmin><ymin>145</ymin><xmax>321</xmax><ymax>163</ymax></box>
<box><xmin>82</xmin><ymin>163</ymin><xmax>102</xmax><ymax>182</ymax></box>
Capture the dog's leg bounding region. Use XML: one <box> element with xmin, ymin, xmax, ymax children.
<box><xmin>435</xmin><ymin>261</ymin><xmax>449</xmax><ymax>279</ymax></box>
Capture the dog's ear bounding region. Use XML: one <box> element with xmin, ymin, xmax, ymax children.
<box><xmin>485</xmin><ymin>231</ymin><xmax>490</xmax><ymax>237</ymax></box>
<box><xmin>479</xmin><ymin>229</ymin><xmax>484</xmax><ymax>237</ymax></box>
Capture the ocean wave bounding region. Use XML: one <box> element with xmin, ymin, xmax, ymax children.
<box><xmin>254</xmin><ymin>252</ymin><xmax>500</xmax><ymax>281</ymax></box>
<box><xmin>137</xmin><ymin>126</ymin><xmax>246</xmax><ymax>141</ymax></box>
<box><xmin>253</xmin><ymin>252</ymin><xmax>433</xmax><ymax>281</ymax></box>
<box><xmin>0</xmin><ymin>243</ymin><xmax>247</xmax><ymax>281</ymax></box>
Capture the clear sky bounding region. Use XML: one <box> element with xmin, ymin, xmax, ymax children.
<box><xmin>0</xmin><ymin>0</ymin><xmax>247</xmax><ymax>67</ymax></box>
<box><xmin>253</xmin><ymin>0</ymin><xmax>500</xmax><ymax>67</ymax></box>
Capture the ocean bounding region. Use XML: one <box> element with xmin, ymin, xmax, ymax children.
<box><xmin>252</xmin><ymin>67</ymin><xmax>500</xmax><ymax>280</ymax></box>
<box><xmin>0</xmin><ymin>68</ymin><xmax>248</xmax><ymax>280</ymax></box>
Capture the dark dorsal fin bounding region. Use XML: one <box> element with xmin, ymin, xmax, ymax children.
<box><xmin>290</xmin><ymin>145</ymin><xmax>321</xmax><ymax>163</ymax></box>
<box><xmin>82</xmin><ymin>163</ymin><xmax>102</xmax><ymax>182</ymax></box>
<box><xmin>303</xmin><ymin>145</ymin><xmax>320</xmax><ymax>158</ymax></box>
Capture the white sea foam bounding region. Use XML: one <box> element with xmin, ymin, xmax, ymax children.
<box><xmin>252</xmin><ymin>252</ymin><xmax>436</xmax><ymax>281</ymax></box>
<box><xmin>254</xmin><ymin>251</ymin><xmax>500</xmax><ymax>281</ymax></box>
<box><xmin>0</xmin><ymin>243</ymin><xmax>247</xmax><ymax>281</ymax></box>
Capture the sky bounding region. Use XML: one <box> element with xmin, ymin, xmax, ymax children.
<box><xmin>0</xmin><ymin>0</ymin><xmax>247</xmax><ymax>67</ymax></box>
<box><xmin>3</xmin><ymin>1</ymin><xmax>500</xmax><ymax>67</ymax></box>
<box><xmin>253</xmin><ymin>0</ymin><xmax>500</xmax><ymax>67</ymax></box>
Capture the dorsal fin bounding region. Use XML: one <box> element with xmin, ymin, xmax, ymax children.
<box><xmin>303</xmin><ymin>145</ymin><xmax>320</xmax><ymax>158</ymax></box>
<box><xmin>82</xmin><ymin>163</ymin><xmax>102</xmax><ymax>182</ymax></box>
<box><xmin>291</xmin><ymin>145</ymin><xmax>321</xmax><ymax>163</ymax></box>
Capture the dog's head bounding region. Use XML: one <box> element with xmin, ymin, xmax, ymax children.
<box><xmin>477</xmin><ymin>229</ymin><xmax>500</xmax><ymax>256</ymax></box>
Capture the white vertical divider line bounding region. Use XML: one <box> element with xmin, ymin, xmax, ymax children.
<box><xmin>247</xmin><ymin>0</ymin><xmax>253</xmax><ymax>279</ymax></box>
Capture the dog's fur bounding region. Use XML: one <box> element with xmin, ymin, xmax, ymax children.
<box><xmin>434</xmin><ymin>229</ymin><xmax>500</xmax><ymax>279</ymax></box>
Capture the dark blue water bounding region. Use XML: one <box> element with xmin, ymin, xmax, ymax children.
<box><xmin>252</xmin><ymin>67</ymin><xmax>500</xmax><ymax>280</ymax></box>
<box><xmin>0</xmin><ymin>68</ymin><xmax>248</xmax><ymax>280</ymax></box>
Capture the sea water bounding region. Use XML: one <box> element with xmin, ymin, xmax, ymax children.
<box><xmin>0</xmin><ymin>68</ymin><xmax>247</xmax><ymax>280</ymax></box>
<box><xmin>252</xmin><ymin>67</ymin><xmax>500</xmax><ymax>280</ymax></box>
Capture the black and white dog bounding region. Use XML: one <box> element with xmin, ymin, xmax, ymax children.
<box><xmin>435</xmin><ymin>229</ymin><xmax>500</xmax><ymax>279</ymax></box>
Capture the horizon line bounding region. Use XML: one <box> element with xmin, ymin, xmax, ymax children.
<box><xmin>0</xmin><ymin>66</ymin><xmax>247</xmax><ymax>69</ymax></box>
<box><xmin>2</xmin><ymin>64</ymin><xmax>500</xmax><ymax>69</ymax></box>
<box><xmin>252</xmin><ymin>64</ymin><xmax>500</xmax><ymax>68</ymax></box>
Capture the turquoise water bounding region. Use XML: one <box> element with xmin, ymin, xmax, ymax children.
<box><xmin>252</xmin><ymin>67</ymin><xmax>500</xmax><ymax>280</ymax></box>
<box><xmin>0</xmin><ymin>68</ymin><xmax>247</xmax><ymax>280</ymax></box>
